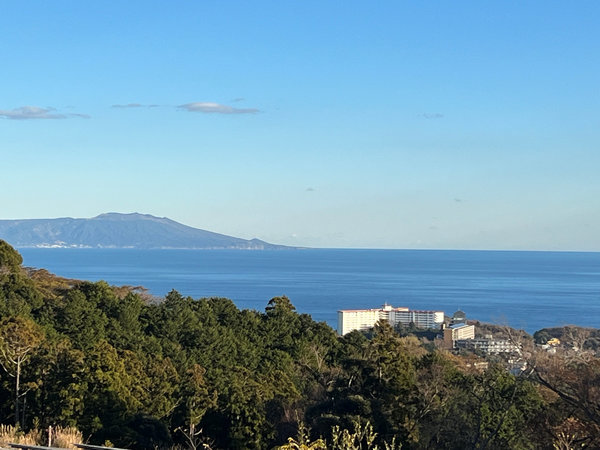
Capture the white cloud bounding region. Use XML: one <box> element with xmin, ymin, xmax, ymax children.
<box><xmin>0</xmin><ymin>106</ymin><xmax>89</xmax><ymax>120</ymax></box>
<box><xmin>178</xmin><ymin>102</ymin><xmax>259</xmax><ymax>114</ymax></box>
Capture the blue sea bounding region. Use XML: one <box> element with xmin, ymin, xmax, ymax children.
<box><xmin>17</xmin><ymin>248</ymin><xmax>600</xmax><ymax>334</ymax></box>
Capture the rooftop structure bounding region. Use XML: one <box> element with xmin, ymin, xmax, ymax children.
<box><xmin>451</xmin><ymin>309</ymin><xmax>467</xmax><ymax>325</ymax></box>
<box><xmin>337</xmin><ymin>303</ymin><xmax>444</xmax><ymax>335</ymax></box>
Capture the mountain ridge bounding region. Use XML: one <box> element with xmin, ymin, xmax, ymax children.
<box><xmin>0</xmin><ymin>213</ymin><xmax>292</xmax><ymax>250</ymax></box>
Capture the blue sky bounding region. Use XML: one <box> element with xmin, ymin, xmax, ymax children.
<box><xmin>1</xmin><ymin>1</ymin><xmax>599</xmax><ymax>250</ymax></box>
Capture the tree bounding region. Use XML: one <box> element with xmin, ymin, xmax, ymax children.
<box><xmin>27</xmin><ymin>339</ymin><xmax>87</xmax><ymax>429</ymax></box>
<box><xmin>263</xmin><ymin>296</ymin><xmax>302</xmax><ymax>356</ymax></box>
<box><xmin>56</xmin><ymin>289</ymin><xmax>108</xmax><ymax>350</ymax></box>
<box><xmin>532</xmin><ymin>350</ymin><xmax>600</xmax><ymax>445</ymax></box>
<box><xmin>0</xmin><ymin>242</ymin><xmax>42</xmax><ymax>317</ymax></box>
<box><xmin>0</xmin><ymin>240</ymin><xmax>23</xmax><ymax>274</ymax></box>
<box><xmin>79</xmin><ymin>340</ymin><xmax>142</xmax><ymax>443</ymax></box>
<box><xmin>0</xmin><ymin>316</ymin><xmax>43</xmax><ymax>427</ymax></box>
<box><xmin>177</xmin><ymin>364</ymin><xmax>217</xmax><ymax>450</ymax></box>
<box><xmin>427</xmin><ymin>365</ymin><xmax>544</xmax><ymax>449</ymax></box>
<box><xmin>266</xmin><ymin>296</ymin><xmax>296</xmax><ymax>316</ymax></box>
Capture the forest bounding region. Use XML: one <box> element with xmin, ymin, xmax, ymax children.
<box><xmin>0</xmin><ymin>239</ymin><xmax>599</xmax><ymax>449</ymax></box>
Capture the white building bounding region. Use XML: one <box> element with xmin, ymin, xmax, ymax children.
<box><xmin>454</xmin><ymin>337</ymin><xmax>521</xmax><ymax>355</ymax></box>
<box><xmin>337</xmin><ymin>303</ymin><xmax>444</xmax><ymax>335</ymax></box>
<box><xmin>391</xmin><ymin>309</ymin><xmax>445</xmax><ymax>329</ymax></box>
<box><xmin>444</xmin><ymin>323</ymin><xmax>476</xmax><ymax>349</ymax></box>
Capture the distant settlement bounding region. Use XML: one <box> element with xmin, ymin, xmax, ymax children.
<box><xmin>337</xmin><ymin>303</ymin><xmax>521</xmax><ymax>356</ymax></box>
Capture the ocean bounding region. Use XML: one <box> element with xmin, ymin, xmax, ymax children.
<box><xmin>18</xmin><ymin>248</ymin><xmax>600</xmax><ymax>334</ymax></box>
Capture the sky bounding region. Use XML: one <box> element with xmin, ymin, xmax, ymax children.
<box><xmin>1</xmin><ymin>1</ymin><xmax>599</xmax><ymax>250</ymax></box>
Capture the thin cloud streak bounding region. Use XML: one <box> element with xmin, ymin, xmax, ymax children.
<box><xmin>422</xmin><ymin>113</ymin><xmax>444</xmax><ymax>119</ymax></box>
<box><xmin>111</xmin><ymin>103</ymin><xmax>161</xmax><ymax>108</ymax></box>
<box><xmin>178</xmin><ymin>102</ymin><xmax>259</xmax><ymax>114</ymax></box>
<box><xmin>0</xmin><ymin>106</ymin><xmax>89</xmax><ymax>120</ymax></box>
<box><xmin>112</xmin><ymin>103</ymin><xmax>144</xmax><ymax>108</ymax></box>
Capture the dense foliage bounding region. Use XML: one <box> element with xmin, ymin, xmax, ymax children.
<box><xmin>0</xmin><ymin>241</ymin><xmax>599</xmax><ymax>449</ymax></box>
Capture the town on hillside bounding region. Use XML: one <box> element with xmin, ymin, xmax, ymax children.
<box><xmin>338</xmin><ymin>303</ymin><xmax>589</xmax><ymax>373</ymax></box>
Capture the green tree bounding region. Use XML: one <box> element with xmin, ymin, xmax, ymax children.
<box><xmin>28</xmin><ymin>338</ymin><xmax>87</xmax><ymax>428</ymax></box>
<box><xmin>176</xmin><ymin>364</ymin><xmax>217</xmax><ymax>449</ymax></box>
<box><xmin>427</xmin><ymin>365</ymin><xmax>543</xmax><ymax>449</ymax></box>
<box><xmin>0</xmin><ymin>240</ymin><xmax>23</xmax><ymax>272</ymax></box>
<box><xmin>79</xmin><ymin>340</ymin><xmax>142</xmax><ymax>443</ymax></box>
<box><xmin>0</xmin><ymin>242</ymin><xmax>42</xmax><ymax>317</ymax></box>
<box><xmin>56</xmin><ymin>289</ymin><xmax>108</xmax><ymax>350</ymax></box>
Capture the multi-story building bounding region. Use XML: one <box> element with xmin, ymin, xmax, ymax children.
<box><xmin>337</xmin><ymin>303</ymin><xmax>444</xmax><ymax>335</ymax></box>
<box><xmin>443</xmin><ymin>323</ymin><xmax>475</xmax><ymax>348</ymax></box>
<box><xmin>392</xmin><ymin>309</ymin><xmax>445</xmax><ymax>329</ymax></box>
<box><xmin>454</xmin><ymin>337</ymin><xmax>520</xmax><ymax>355</ymax></box>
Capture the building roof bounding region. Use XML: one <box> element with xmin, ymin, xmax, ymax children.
<box><xmin>338</xmin><ymin>305</ymin><xmax>409</xmax><ymax>313</ymax></box>
<box><xmin>452</xmin><ymin>309</ymin><xmax>467</xmax><ymax>318</ymax></box>
<box><xmin>449</xmin><ymin>323</ymin><xmax>472</xmax><ymax>330</ymax></box>
<box><xmin>338</xmin><ymin>306</ymin><xmax>442</xmax><ymax>314</ymax></box>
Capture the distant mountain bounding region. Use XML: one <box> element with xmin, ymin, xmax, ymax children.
<box><xmin>0</xmin><ymin>213</ymin><xmax>292</xmax><ymax>249</ymax></box>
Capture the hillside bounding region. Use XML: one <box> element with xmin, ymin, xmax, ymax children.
<box><xmin>1</xmin><ymin>239</ymin><xmax>600</xmax><ymax>448</ymax></box>
<box><xmin>0</xmin><ymin>212</ymin><xmax>291</xmax><ymax>249</ymax></box>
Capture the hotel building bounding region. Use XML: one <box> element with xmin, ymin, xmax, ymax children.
<box><xmin>337</xmin><ymin>303</ymin><xmax>444</xmax><ymax>335</ymax></box>
<box><xmin>443</xmin><ymin>323</ymin><xmax>476</xmax><ymax>348</ymax></box>
<box><xmin>454</xmin><ymin>337</ymin><xmax>520</xmax><ymax>355</ymax></box>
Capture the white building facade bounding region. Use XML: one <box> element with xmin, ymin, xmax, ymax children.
<box><xmin>455</xmin><ymin>338</ymin><xmax>521</xmax><ymax>355</ymax></box>
<box><xmin>444</xmin><ymin>323</ymin><xmax>476</xmax><ymax>348</ymax></box>
<box><xmin>337</xmin><ymin>304</ymin><xmax>444</xmax><ymax>335</ymax></box>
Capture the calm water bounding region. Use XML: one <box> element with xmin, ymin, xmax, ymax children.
<box><xmin>18</xmin><ymin>248</ymin><xmax>600</xmax><ymax>334</ymax></box>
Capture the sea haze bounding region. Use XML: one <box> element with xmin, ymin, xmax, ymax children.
<box><xmin>18</xmin><ymin>248</ymin><xmax>600</xmax><ymax>334</ymax></box>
